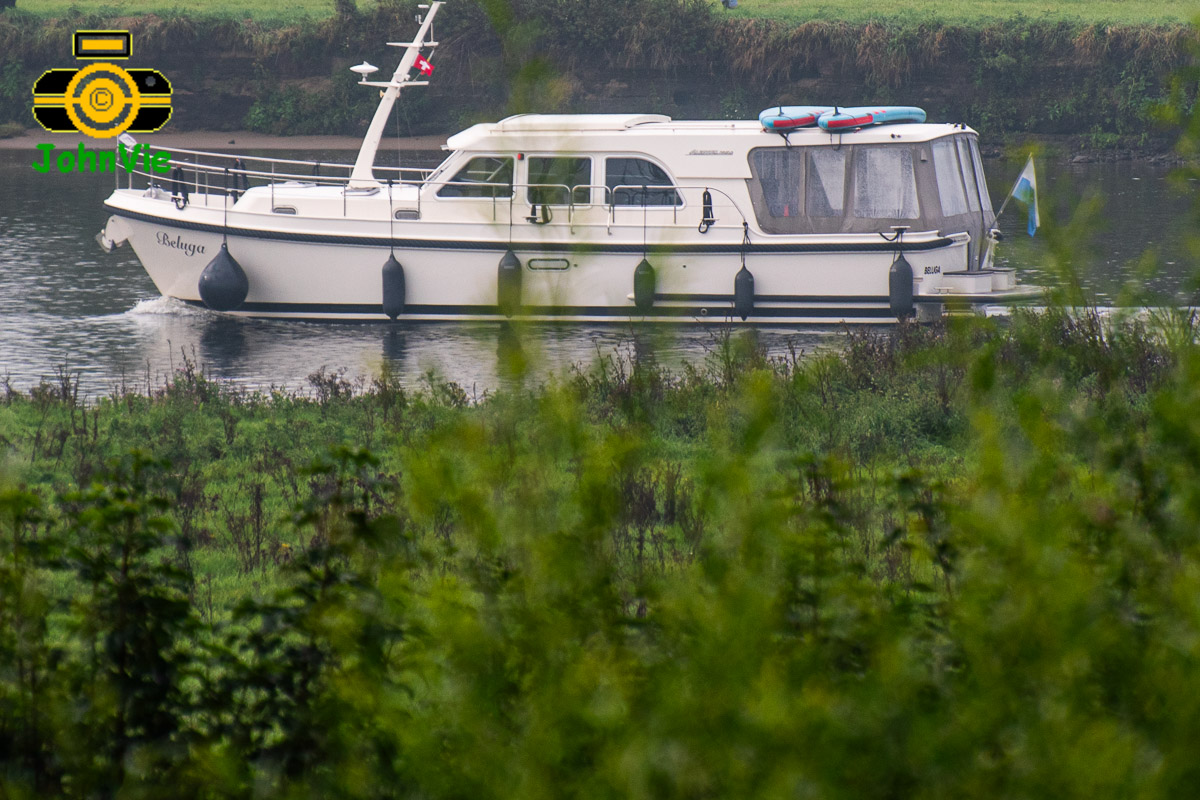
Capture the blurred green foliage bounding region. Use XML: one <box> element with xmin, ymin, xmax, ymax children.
<box><xmin>3</xmin><ymin>298</ymin><xmax>1200</xmax><ymax>796</ymax></box>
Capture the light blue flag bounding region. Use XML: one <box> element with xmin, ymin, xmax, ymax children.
<box><xmin>1011</xmin><ymin>154</ymin><xmax>1039</xmax><ymax>237</ymax></box>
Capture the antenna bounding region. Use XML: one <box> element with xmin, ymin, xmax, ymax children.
<box><xmin>350</xmin><ymin>62</ymin><xmax>379</xmax><ymax>81</ymax></box>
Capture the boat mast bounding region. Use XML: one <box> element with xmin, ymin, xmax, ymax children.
<box><xmin>348</xmin><ymin>1</ymin><xmax>443</xmax><ymax>188</ymax></box>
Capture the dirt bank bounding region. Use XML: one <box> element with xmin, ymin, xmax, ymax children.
<box><xmin>0</xmin><ymin>129</ymin><xmax>445</xmax><ymax>151</ymax></box>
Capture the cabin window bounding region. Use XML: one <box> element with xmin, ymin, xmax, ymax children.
<box><xmin>527</xmin><ymin>157</ymin><xmax>591</xmax><ymax>205</ymax></box>
<box><xmin>436</xmin><ymin>156</ymin><xmax>513</xmax><ymax>198</ymax></box>
<box><xmin>754</xmin><ymin>149</ymin><xmax>802</xmax><ymax>217</ymax></box>
<box><xmin>955</xmin><ymin>139</ymin><xmax>981</xmax><ymax>213</ymax></box>
<box><xmin>748</xmin><ymin>139</ymin><xmax>990</xmax><ymax>250</ymax></box>
<box><xmin>932</xmin><ymin>139</ymin><xmax>969</xmax><ymax>217</ymax></box>
<box><xmin>807</xmin><ymin>149</ymin><xmax>846</xmax><ymax>217</ymax></box>
<box><xmin>853</xmin><ymin>146</ymin><xmax>919</xmax><ymax>219</ymax></box>
<box><xmin>968</xmin><ymin>139</ymin><xmax>994</xmax><ymax>214</ymax></box>
<box><xmin>605</xmin><ymin>158</ymin><xmax>681</xmax><ymax>206</ymax></box>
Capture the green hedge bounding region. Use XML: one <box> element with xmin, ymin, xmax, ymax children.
<box><xmin>0</xmin><ymin>1</ymin><xmax>1194</xmax><ymax>137</ymax></box>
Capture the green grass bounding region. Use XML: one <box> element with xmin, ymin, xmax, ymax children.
<box><xmin>14</xmin><ymin>0</ymin><xmax>354</xmax><ymax>21</ymax></box>
<box><xmin>11</xmin><ymin>0</ymin><xmax>1200</xmax><ymax>25</ymax></box>
<box><xmin>718</xmin><ymin>0</ymin><xmax>1200</xmax><ymax>24</ymax></box>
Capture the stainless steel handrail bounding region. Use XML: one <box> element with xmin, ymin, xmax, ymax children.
<box><xmin>423</xmin><ymin>179</ymin><xmax>748</xmax><ymax>231</ymax></box>
<box><xmin>115</xmin><ymin>166</ymin><xmax>752</xmax><ymax>233</ymax></box>
<box><xmin>125</xmin><ymin>161</ymin><xmax>428</xmax><ymax>196</ymax></box>
<box><xmin>150</xmin><ymin>145</ymin><xmax>349</xmax><ymax>170</ymax></box>
<box><xmin>607</xmin><ymin>184</ymin><xmax>749</xmax><ymax>231</ymax></box>
<box><xmin>145</xmin><ymin>143</ymin><xmax>434</xmax><ymax>181</ymax></box>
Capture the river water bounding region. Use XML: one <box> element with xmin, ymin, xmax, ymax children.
<box><xmin>0</xmin><ymin>147</ymin><xmax>1195</xmax><ymax>397</ymax></box>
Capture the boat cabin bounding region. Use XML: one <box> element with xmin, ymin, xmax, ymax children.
<box><xmin>423</xmin><ymin>114</ymin><xmax>997</xmax><ymax>267</ymax></box>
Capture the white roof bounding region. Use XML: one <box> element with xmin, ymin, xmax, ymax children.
<box><xmin>492</xmin><ymin>114</ymin><xmax>671</xmax><ymax>132</ymax></box>
<box><xmin>441</xmin><ymin>115</ymin><xmax>979</xmax><ymax>180</ymax></box>
<box><xmin>446</xmin><ymin>115</ymin><xmax>976</xmax><ymax>150</ymax></box>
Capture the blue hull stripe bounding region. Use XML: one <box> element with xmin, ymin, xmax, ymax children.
<box><xmin>181</xmin><ymin>299</ymin><xmax>898</xmax><ymax>319</ymax></box>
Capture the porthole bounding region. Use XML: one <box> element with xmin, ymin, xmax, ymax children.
<box><xmin>528</xmin><ymin>258</ymin><xmax>570</xmax><ymax>271</ymax></box>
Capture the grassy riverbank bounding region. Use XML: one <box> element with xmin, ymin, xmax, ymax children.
<box><xmin>6</xmin><ymin>307</ymin><xmax>1200</xmax><ymax>796</ymax></box>
<box><xmin>2</xmin><ymin>323</ymin><xmax>980</xmax><ymax>611</ymax></box>
<box><xmin>14</xmin><ymin>0</ymin><xmax>1200</xmax><ymax>25</ymax></box>
<box><xmin>2</xmin><ymin>1</ymin><xmax>1195</xmax><ymax>144</ymax></box>
<box><xmin>1</xmin><ymin>309</ymin><xmax>1186</xmax><ymax>615</ymax></box>
<box><xmin>732</xmin><ymin>0</ymin><xmax>1200</xmax><ymax>24</ymax></box>
<box><xmin>16</xmin><ymin>0</ymin><xmax>341</xmax><ymax>21</ymax></box>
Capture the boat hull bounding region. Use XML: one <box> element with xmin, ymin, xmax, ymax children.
<box><xmin>104</xmin><ymin>198</ymin><xmax>1037</xmax><ymax>325</ymax></box>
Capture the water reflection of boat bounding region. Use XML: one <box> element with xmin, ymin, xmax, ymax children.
<box><xmin>97</xmin><ymin>1</ymin><xmax>1038</xmax><ymax>325</ymax></box>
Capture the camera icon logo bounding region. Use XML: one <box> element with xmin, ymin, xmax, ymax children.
<box><xmin>32</xmin><ymin>30</ymin><xmax>172</xmax><ymax>139</ymax></box>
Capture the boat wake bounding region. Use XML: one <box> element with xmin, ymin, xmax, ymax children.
<box><xmin>124</xmin><ymin>296</ymin><xmax>211</xmax><ymax>317</ymax></box>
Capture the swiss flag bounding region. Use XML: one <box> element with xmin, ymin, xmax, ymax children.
<box><xmin>415</xmin><ymin>54</ymin><xmax>434</xmax><ymax>76</ymax></box>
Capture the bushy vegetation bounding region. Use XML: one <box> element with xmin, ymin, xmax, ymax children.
<box><xmin>3</xmin><ymin>304</ymin><xmax>1200</xmax><ymax>797</ymax></box>
<box><xmin>11</xmin><ymin>0</ymin><xmax>1200</xmax><ymax>25</ymax></box>
<box><xmin>735</xmin><ymin>0</ymin><xmax>1200</xmax><ymax>24</ymax></box>
<box><xmin>0</xmin><ymin>0</ymin><xmax>1193</xmax><ymax>138</ymax></box>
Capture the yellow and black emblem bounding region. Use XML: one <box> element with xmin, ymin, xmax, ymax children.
<box><xmin>32</xmin><ymin>31</ymin><xmax>172</xmax><ymax>138</ymax></box>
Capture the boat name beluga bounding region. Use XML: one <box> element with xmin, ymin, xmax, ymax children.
<box><xmin>155</xmin><ymin>231</ymin><xmax>205</xmax><ymax>257</ymax></box>
<box><xmin>94</xmin><ymin>0</ymin><xmax>1040</xmax><ymax>323</ymax></box>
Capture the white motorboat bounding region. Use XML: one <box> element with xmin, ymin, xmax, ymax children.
<box><xmin>98</xmin><ymin>1</ymin><xmax>1039</xmax><ymax>324</ymax></box>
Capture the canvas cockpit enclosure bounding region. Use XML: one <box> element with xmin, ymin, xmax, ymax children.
<box><xmin>746</xmin><ymin>133</ymin><xmax>996</xmax><ymax>268</ymax></box>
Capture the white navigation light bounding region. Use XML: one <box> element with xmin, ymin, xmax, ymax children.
<box><xmin>351</xmin><ymin>62</ymin><xmax>379</xmax><ymax>77</ymax></box>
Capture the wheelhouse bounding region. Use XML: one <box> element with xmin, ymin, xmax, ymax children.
<box><xmin>424</xmin><ymin>114</ymin><xmax>997</xmax><ymax>268</ymax></box>
<box><xmin>746</xmin><ymin>134</ymin><xmax>996</xmax><ymax>266</ymax></box>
